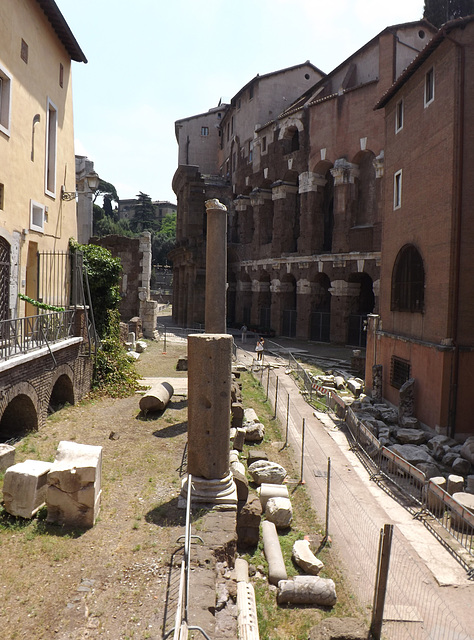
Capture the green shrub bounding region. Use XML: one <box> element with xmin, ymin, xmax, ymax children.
<box><xmin>91</xmin><ymin>310</ymin><xmax>140</xmax><ymax>397</ymax></box>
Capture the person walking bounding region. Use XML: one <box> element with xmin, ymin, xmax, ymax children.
<box><xmin>255</xmin><ymin>337</ymin><xmax>264</xmax><ymax>361</ymax></box>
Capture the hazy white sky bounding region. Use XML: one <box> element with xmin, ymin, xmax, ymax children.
<box><xmin>57</xmin><ymin>0</ymin><xmax>426</xmax><ymax>203</ymax></box>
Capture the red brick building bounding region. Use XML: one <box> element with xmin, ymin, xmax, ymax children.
<box><xmin>366</xmin><ymin>17</ymin><xmax>474</xmax><ymax>439</ymax></box>
<box><xmin>171</xmin><ymin>21</ymin><xmax>435</xmax><ymax>346</ymax></box>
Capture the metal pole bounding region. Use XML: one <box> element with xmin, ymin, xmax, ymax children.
<box><xmin>266</xmin><ymin>366</ymin><xmax>270</xmax><ymax>402</ymax></box>
<box><xmin>285</xmin><ymin>392</ymin><xmax>290</xmax><ymax>447</ymax></box>
<box><xmin>300</xmin><ymin>418</ymin><xmax>306</xmax><ymax>484</ymax></box>
<box><xmin>324</xmin><ymin>457</ymin><xmax>331</xmax><ymax>541</ymax></box>
<box><xmin>163</xmin><ymin>327</ymin><xmax>167</xmax><ymax>354</ymax></box>
<box><xmin>371</xmin><ymin>524</ymin><xmax>394</xmax><ymax>640</ymax></box>
<box><xmin>273</xmin><ymin>376</ymin><xmax>279</xmax><ymax>419</ymax></box>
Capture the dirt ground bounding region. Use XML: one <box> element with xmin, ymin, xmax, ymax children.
<box><xmin>0</xmin><ymin>340</ymin><xmax>190</xmax><ymax>640</ymax></box>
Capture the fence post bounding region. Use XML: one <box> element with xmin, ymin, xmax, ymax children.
<box><xmin>324</xmin><ymin>457</ymin><xmax>331</xmax><ymax>543</ymax></box>
<box><xmin>300</xmin><ymin>418</ymin><xmax>306</xmax><ymax>484</ymax></box>
<box><xmin>273</xmin><ymin>376</ymin><xmax>279</xmax><ymax>419</ymax></box>
<box><xmin>266</xmin><ymin>367</ymin><xmax>270</xmax><ymax>402</ymax></box>
<box><xmin>284</xmin><ymin>393</ymin><xmax>290</xmax><ymax>448</ymax></box>
<box><xmin>371</xmin><ymin>524</ymin><xmax>393</xmax><ymax>640</ymax></box>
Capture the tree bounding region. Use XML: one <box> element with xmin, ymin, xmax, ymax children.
<box><xmin>152</xmin><ymin>212</ymin><xmax>176</xmax><ymax>265</ymax></box>
<box><xmin>129</xmin><ymin>192</ymin><xmax>159</xmax><ymax>233</ymax></box>
<box><xmin>424</xmin><ymin>0</ymin><xmax>474</xmax><ymax>27</ymax></box>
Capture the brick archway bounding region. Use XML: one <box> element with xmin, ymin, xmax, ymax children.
<box><xmin>0</xmin><ymin>383</ymin><xmax>39</xmax><ymax>441</ymax></box>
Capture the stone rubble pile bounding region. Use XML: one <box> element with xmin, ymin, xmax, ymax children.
<box><xmin>350</xmin><ymin>396</ymin><xmax>474</xmax><ymax>492</ymax></box>
<box><xmin>230</xmin><ymin>400</ymin><xmax>337</xmax><ymax>610</ymax></box>
<box><xmin>311</xmin><ymin>371</ymin><xmax>474</xmax><ymax>499</ymax></box>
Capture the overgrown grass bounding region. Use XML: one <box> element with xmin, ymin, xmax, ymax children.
<box><xmin>238</xmin><ymin>370</ymin><xmax>362</xmax><ymax>639</ymax></box>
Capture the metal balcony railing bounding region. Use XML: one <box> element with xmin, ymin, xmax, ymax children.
<box><xmin>0</xmin><ymin>310</ymin><xmax>75</xmax><ymax>361</ymax></box>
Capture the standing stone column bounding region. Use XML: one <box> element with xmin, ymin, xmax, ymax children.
<box><xmin>205</xmin><ymin>199</ymin><xmax>227</xmax><ymax>334</ymax></box>
<box><xmin>181</xmin><ymin>198</ymin><xmax>237</xmax><ymax>509</ymax></box>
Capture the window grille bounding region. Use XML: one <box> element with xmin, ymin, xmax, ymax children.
<box><xmin>391</xmin><ymin>356</ymin><xmax>411</xmax><ymax>389</ymax></box>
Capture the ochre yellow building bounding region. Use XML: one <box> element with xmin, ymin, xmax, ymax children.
<box><xmin>0</xmin><ymin>0</ymin><xmax>86</xmax><ymax>318</ymax></box>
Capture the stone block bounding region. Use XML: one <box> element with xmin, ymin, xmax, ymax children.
<box><xmin>265</xmin><ymin>496</ymin><xmax>293</xmax><ymax>529</ymax></box>
<box><xmin>244</xmin><ymin>422</ymin><xmax>265</xmax><ymax>443</ymax></box>
<box><xmin>233</xmin><ymin>428</ymin><xmax>246</xmax><ymax>452</ymax></box>
<box><xmin>3</xmin><ymin>460</ymin><xmax>52</xmax><ymax>518</ymax></box>
<box><xmin>46</xmin><ymin>441</ymin><xmax>103</xmax><ymax>528</ymax></box>
<box><xmin>231</xmin><ymin>402</ymin><xmax>244</xmax><ymax>429</ymax></box>
<box><xmin>447</xmin><ymin>474</ymin><xmax>464</xmax><ymax>495</ymax></box>
<box><xmin>0</xmin><ymin>444</ymin><xmax>15</xmax><ymax>472</ymax></box>
<box><xmin>293</xmin><ymin>539</ymin><xmax>324</xmax><ymax>575</ymax></box>
<box><xmin>176</xmin><ymin>356</ymin><xmax>188</xmax><ymax>371</ymax></box>
<box><xmin>247</xmin><ymin>450</ymin><xmax>268</xmax><ymax>466</ymax></box>
<box><xmin>248</xmin><ymin>460</ymin><xmax>287</xmax><ymax>485</ymax></box>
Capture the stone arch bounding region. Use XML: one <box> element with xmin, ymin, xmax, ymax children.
<box><xmin>279</xmin><ymin>120</ymin><xmax>303</xmax><ymax>155</ymax></box>
<box><xmin>49</xmin><ymin>365</ymin><xmax>75</xmax><ymax>413</ymax></box>
<box><xmin>0</xmin><ymin>383</ymin><xmax>39</xmax><ymax>441</ymax></box>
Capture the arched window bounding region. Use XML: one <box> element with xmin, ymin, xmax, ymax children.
<box><xmin>391</xmin><ymin>245</ymin><xmax>424</xmax><ymax>312</ymax></box>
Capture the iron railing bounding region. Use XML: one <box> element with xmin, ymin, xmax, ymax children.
<box><xmin>345</xmin><ymin>406</ymin><xmax>474</xmax><ymax>568</ymax></box>
<box><xmin>163</xmin><ymin>475</ymin><xmax>209</xmax><ymax>640</ymax></box>
<box><xmin>0</xmin><ymin>310</ymin><xmax>75</xmax><ymax>361</ymax></box>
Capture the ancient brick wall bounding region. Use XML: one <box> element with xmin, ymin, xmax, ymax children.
<box><xmin>0</xmin><ymin>342</ymin><xmax>93</xmax><ymax>437</ymax></box>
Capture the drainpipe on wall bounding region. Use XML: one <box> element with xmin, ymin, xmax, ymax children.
<box><xmin>446</xmin><ymin>35</ymin><xmax>464</xmax><ymax>439</ymax></box>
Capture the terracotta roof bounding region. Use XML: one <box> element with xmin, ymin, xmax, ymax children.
<box><xmin>36</xmin><ymin>0</ymin><xmax>87</xmax><ymax>63</ymax></box>
<box><xmin>375</xmin><ymin>15</ymin><xmax>474</xmax><ymax>109</ymax></box>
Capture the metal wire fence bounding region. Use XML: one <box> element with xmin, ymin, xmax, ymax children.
<box><xmin>251</xmin><ymin>363</ymin><xmax>473</xmax><ymax>640</ymax></box>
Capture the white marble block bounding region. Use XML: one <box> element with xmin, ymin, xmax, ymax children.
<box><xmin>3</xmin><ymin>460</ymin><xmax>52</xmax><ymax>518</ymax></box>
<box><xmin>0</xmin><ymin>444</ymin><xmax>15</xmax><ymax>472</ymax></box>
<box><xmin>46</xmin><ymin>441</ymin><xmax>103</xmax><ymax>528</ymax></box>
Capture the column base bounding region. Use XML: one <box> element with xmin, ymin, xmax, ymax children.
<box><xmin>179</xmin><ymin>473</ymin><xmax>238</xmax><ymax>511</ymax></box>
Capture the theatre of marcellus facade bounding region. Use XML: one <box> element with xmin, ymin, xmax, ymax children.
<box><xmin>171</xmin><ymin>17</ymin><xmax>474</xmax><ymax>440</ymax></box>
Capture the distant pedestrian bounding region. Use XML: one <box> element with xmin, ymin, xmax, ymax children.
<box><xmin>241</xmin><ymin>324</ymin><xmax>248</xmax><ymax>343</ymax></box>
<box><xmin>255</xmin><ymin>337</ymin><xmax>264</xmax><ymax>361</ymax></box>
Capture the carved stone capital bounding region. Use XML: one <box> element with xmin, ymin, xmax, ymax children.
<box><xmin>205</xmin><ymin>198</ymin><xmax>227</xmax><ymax>212</ymax></box>
<box><xmin>233</xmin><ymin>195</ymin><xmax>250</xmax><ymax>212</ymax></box>
<box><xmin>271</xmin><ymin>181</ymin><xmax>298</xmax><ymax>200</ymax></box>
<box><xmin>329</xmin><ymin>280</ymin><xmax>361</xmax><ymax>297</ymax></box>
<box><xmin>330</xmin><ymin>159</ymin><xmax>359</xmax><ymax>186</ymax></box>
<box><xmin>374</xmin><ymin>151</ymin><xmax>384</xmax><ymax>179</ymax></box>
<box><xmin>298</xmin><ymin>172</ymin><xmax>327</xmax><ymax>193</ymax></box>
<box><xmin>297</xmin><ymin>279</ymin><xmax>311</xmax><ymax>295</ymax></box>
<box><xmin>249</xmin><ymin>188</ymin><xmax>272</xmax><ymax>207</ymax></box>
<box><xmin>237</xmin><ymin>281</ymin><xmax>252</xmax><ymax>292</ymax></box>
